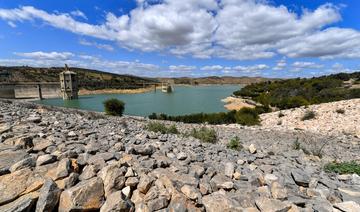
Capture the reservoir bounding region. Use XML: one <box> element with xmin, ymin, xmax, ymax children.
<box><xmin>36</xmin><ymin>85</ymin><xmax>241</xmax><ymax>117</ymax></box>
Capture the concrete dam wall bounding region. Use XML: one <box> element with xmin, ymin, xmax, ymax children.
<box><xmin>0</xmin><ymin>83</ymin><xmax>61</xmax><ymax>99</ymax></box>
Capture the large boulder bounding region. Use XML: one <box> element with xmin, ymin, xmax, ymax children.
<box><xmin>100</xmin><ymin>191</ymin><xmax>134</xmax><ymax>212</ymax></box>
<box><xmin>0</xmin><ymin>192</ymin><xmax>39</xmax><ymax>212</ymax></box>
<box><xmin>35</xmin><ymin>179</ymin><xmax>61</xmax><ymax>212</ymax></box>
<box><xmin>59</xmin><ymin>177</ymin><xmax>105</xmax><ymax>212</ymax></box>
<box><xmin>203</xmin><ymin>192</ymin><xmax>242</xmax><ymax>212</ymax></box>
<box><xmin>0</xmin><ymin>168</ymin><xmax>33</xmax><ymax>205</ymax></box>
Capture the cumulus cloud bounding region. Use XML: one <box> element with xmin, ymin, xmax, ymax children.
<box><xmin>14</xmin><ymin>51</ymin><xmax>74</xmax><ymax>60</ymax></box>
<box><xmin>169</xmin><ymin>65</ymin><xmax>196</xmax><ymax>71</ymax></box>
<box><xmin>201</xmin><ymin>65</ymin><xmax>223</xmax><ymax>71</ymax></box>
<box><xmin>292</xmin><ymin>61</ymin><xmax>324</xmax><ymax>69</ymax></box>
<box><xmin>79</xmin><ymin>39</ymin><xmax>114</xmax><ymax>51</ymax></box>
<box><xmin>0</xmin><ymin>1</ymin><xmax>359</xmax><ymax>60</ymax></box>
<box><xmin>233</xmin><ymin>64</ymin><xmax>269</xmax><ymax>73</ymax></box>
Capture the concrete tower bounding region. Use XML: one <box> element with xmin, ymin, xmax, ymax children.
<box><xmin>60</xmin><ymin>64</ymin><xmax>78</xmax><ymax>100</ymax></box>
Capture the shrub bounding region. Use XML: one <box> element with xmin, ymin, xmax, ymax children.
<box><xmin>301</xmin><ymin>110</ymin><xmax>316</xmax><ymax>121</ymax></box>
<box><xmin>292</xmin><ymin>138</ymin><xmax>301</xmax><ymax>150</ymax></box>
<box><xmin>278</xmin><ymin>111</ymin><xmax>285</xmax><ymax>118</ymax></box>
<box><xmin>188</xmin><ymin>127</ymin><xmax>217</xmax><ymax>143</ymax></box>
<box><xmin>336</xmin><ymin>109</ymin><xmax>345</xmax><ymax>114</ymax></box>
<box><xmin>235</xmin><ymin>107</ymin><xmax>260</xmax><ymax>126</ymax></box>
<box><xmin>103</xmin><ymin>98</ymin><xmax>125</xmax><ymax>116</ymax></box>
<box><xmin>324</xmin><ymin>161</ymin><xmax>360</xmax><ymax>175</ymax></box>
<box><xmin>146</xmin><ymin>122</ymin><xmax>179</xmax><ymax>134</ymax></box>
<box><xmin>227</xmin><ymin>136</ymin><xmax>242</xmax><ymax>150</ymax></box>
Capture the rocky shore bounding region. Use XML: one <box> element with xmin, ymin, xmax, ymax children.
<box><xmin>1</xmin><ymin>99</ymin><xmax>360</xmax><ymax>211</ymax></box>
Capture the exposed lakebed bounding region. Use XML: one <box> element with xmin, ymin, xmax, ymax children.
<box><xmin>36</xmin><ymin>85</ymin><xmax>241</xmax><ymax>116</ymax></box>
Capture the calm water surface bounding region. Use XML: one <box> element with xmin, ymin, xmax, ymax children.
<box><xmin>36</xmin><ymin>85</ymin><xmax>241</xmax><ymax>117</ymax></box>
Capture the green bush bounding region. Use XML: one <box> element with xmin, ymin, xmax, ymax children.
<box><xmin>235</xmin><ymin>107</ymin><xmax>260</xmax><ymax>126</ymax></box>
<box><xmin>301</xmin><ymin>110</ymin><xmax>316</xmax><ymax>121</ymax></box>
<box><xmin>324</xmin><ymin>161</ymin><xmax>360</xmax><ymax>175</ymax></box>
<box><xmin>227</xmin><ymin>136</ymin><xmax>242</xmax><ymax>150</ymax></box>
<box><xmin>146</xmin><ymin>122</ymin><xmax>179</xmax><ymax>134</ymax></box>
<box><xmin>188</xmin><ymin>127</ymin><xmax>217</xmax><ymax>143</ymax></box>
<box><xmin>103</xmin><ymin>98</ymin><xmax>125</xmax><ymax>116</ymax></box>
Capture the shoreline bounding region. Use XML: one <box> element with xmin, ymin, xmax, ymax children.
<box><xmin>222</xmin><ymin>96</ymin><xmax>256</xmax><ymax>111</ymax></box>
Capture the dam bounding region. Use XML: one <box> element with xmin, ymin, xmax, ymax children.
<box><xmin>0</xmin><ymin>82</ymin><xmax>61</xmax><ymax>99</ymax></box>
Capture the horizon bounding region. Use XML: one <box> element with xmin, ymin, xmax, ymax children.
<box><xmin>0</xmin><ymin>0</ymin><xmax>360</xmax><ymax>78</ymax></box>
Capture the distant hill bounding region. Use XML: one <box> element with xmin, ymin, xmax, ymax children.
<box><xmin>157</xmin><ymin>76</ymin><xmax>276</xmax><ymax>85</ymax></box>
<box><xmin>0</xmin><ymin>66</ymin><xmax>157</xmax><ymax>90</ymax></box>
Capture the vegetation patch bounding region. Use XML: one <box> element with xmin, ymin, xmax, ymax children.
<box><xmin>103</xmin><ymin>98</ymin><xmax>125</xmax><ymax>116</ymax></box>
<box><xmin>227</xmin><ymin>136</ymin><xmax>242</xmax><ymax>150</ymax></box>
<box><xmin>146</xmin><ymin>122</ymin><xmax>179</xmax><ymax>134</ymax></box>
<box><xmin>149</xmin><ymin>107</ymin><xmax>261</xmax><ymax>126</ymax></box>
<box><xmin>187</xmin><ymin>127</ymin><xmax>217</xmax><ymax>143</ymax></box>
<box><xmin>233</xmin><ymin>72</ymin><xmax>360</xmax><ymax>110</ymax></box>
<box><xmin>301</xmin><ymin>110</ymin><xmax>316</xmax><ymax>121</ymax></box>
<box><xmin>336</xmin><ymin>109</ymin><xmax>345</xmax><ymax>114</ymax></box>
<box><xmin>324</xmin><ymin>161</ymin><xmax>360</xmax><ymax>175</ymax></box>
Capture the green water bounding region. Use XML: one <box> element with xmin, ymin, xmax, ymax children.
<box><xmin>36</xmin><ymin>85</ymin><xmax>241</xmax><ymax>117</ymax></box>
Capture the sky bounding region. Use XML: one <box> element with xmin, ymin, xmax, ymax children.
<box><xmin>0</xmin><ymin>0</ymin><xmax>359</xmax><ymax>78</ymax></box>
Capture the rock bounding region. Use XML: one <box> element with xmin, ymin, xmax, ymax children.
<box><xmin>0</xmin><ymin>168</ymin><xmax>33</xmax><ymax>205</ymax></box>
<box><xmin>138</xmin><ymin>175</ymin><xmax>154</xmax><ymax>194</ymax></box>
<box><xmin>177</xmin><ymin>152</ymin><xmax>187</xmax><ymax>160</ymax></box>
<box><xmin>291</xmin><ymin>170</ymin><xmax>310</xmax><ymax>187</ymax></box>
<box><xmin>233</xmin><ymin>171</ymin><xmax>241</xmax><ymax>180</ymax></box>
<box><xmin>168</xmin><ymin>192</ymin><xmax>188</xmax><ymax>212</ymax></box>
<box><xmin>100</xmin><ymin>165</ymin><xmax>126</xmax><ymax>197</ymax></box>
<box><xmin>147</xmin><ymin>196</ymin><xmax>169</xmax><ymax>211</ymax></box>
<box><xmin>181</xmin><ymin>185</ymin><xmax>200</xmax><ymax>201</ymax></box>
<box><xmin>237</xmin><ymin>159</ymin><xmax>246</xmax><ymax>165</ymax></box>
<box><xmin>224</xmin><ymin>162</ymin><xmax>235</xmax><ymax>178</ymax></box>
<box><xmin>249</xmin><ymin>144</ymin><xmax>257</xmax><ymax>154</ymax></box>
<box><xmin>33</xmin><ymin>139</ymin><xmax>54</xmax><ymax>152</ymax></box>
<box><xmin>79</xmin><ymin>165</ymin><xmax>96</xmax><ymax>181</ymax></box>
<box><xmin>100</xmin><ymin>191</ymin><xmax>134</xmax><ymax>212</ymax></box>
<box><xmin>210</xmin><ymin>174</ymin><xmax>234</xmax><ymax>190</ymax></box>
<box><xmin>59</xmin><ymin>177</ymin><xmax>105</xmax><ymax>212</ymax></box>
<box><xmin>0</xmin><ymin>192</ymin><xmax>39</xmax><ymax>212</ymax></box>
<box><xmin>27</xmin><ymin>116</ymin><xmax>42</xmax><ymax>123</ymax></box>
<box><xmin>9</xmin><ymin>156</ymin><xmax>36</xmax><ymax>172</ymax></box>
<box><xmin>125</xmin><ymin>177</ymin><xmax>139</xmax><ymax>187</ymax></box>
<box><xmin>202</xmin><ymin>192</ymin><xmax>242</xmax><ymax>212</ymax></box>
<box><xmin>271</xmin><ymin>182</ymin><xmax>287</xmax><ymax>200</ymax></box>
<box><xmin>14</xmin><ymin>136</ymin><xmax>34</xmax><ymax>149</ymax></box>
<box><xmin>0</xmin><ymin>150</ymin><xmax>28</xmax><ymax>175</ymax></box>
<box><xmin>55</xmin><ymin>158</ymin><xmax>71</xmax><ymax>180</ymax></box>
<box><xmin>35</xmin><ymin>179</ymin><xmax>61</xmax><ymax>212</ymax></box>
<box><xmin>190</xmin><ymin>164</ymin><xmax>205</xmax><ymax>178</ymax></box>
<box><xmin>56</xmin><ymin>173</ymin><xmax>79</xmax><ymax>190</ymax></box>
<box><xmin>133</xmin><ymin>145</ymin><xmax>155</xmax><ymax>156</ymax></box>
<box><xmin>334</xmin><ymin>201</ymin><xmax>360</xmax><ymax>212</ymax></box>
<box><xmin>255</xmin><ymin>197</ymin><xmax>292</xmax><ymax>212</ymax></box>
<box><xmin>36</xmin><ymin>154</ymin><xmax>56</xmax><ymax>166</ymax></box>
<box><xmin>67</xmin><ymin>131</ymin><xmax>77</xmax><ymax>137</ymax></box>
<box><xmin>122</xmin><ymin>186</ymin><xmax>131</xmax><ymax>198</ymax></box>
<box><xmin>264</xmin><ymin>174</ymin><xmax>279</xmax><ymax>185</ymax></box>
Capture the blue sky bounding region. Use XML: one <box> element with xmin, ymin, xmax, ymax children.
<box><xmin>0</xmin><ymin>0</ymin><xmax>359</xmax><ymax>78</ymax></box>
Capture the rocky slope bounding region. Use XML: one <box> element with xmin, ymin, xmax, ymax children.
<box><xmin>1</xmin><ymin>99</ymin><xmax>360</xmax><ymax>211</ymax></box>
<box><xmin>260</xmin><ymin>99</ymin><xmax>360</xmax><ymax>137</ymax></box>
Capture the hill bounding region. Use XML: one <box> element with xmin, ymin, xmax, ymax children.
<box><xmin>0</xmin><ymin>66</ymin><xmax>157</xmax><ymax>90</ymax></box>
<box><xmin>233</xmin><ymin>72</ymin><xmax>360</xmax><ymax>109</ymax></box>
<box><xmin>157</xmin><ymin>76</ymin><xmax>275</xmax><ymax>85</ymax></box>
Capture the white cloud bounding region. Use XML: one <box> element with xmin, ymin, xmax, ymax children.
<box><xmin>169</xmin><ymin>65</ymin><xmax>196</xmax><ymax>71</ymax></box>
<box><xmin>201</xmin><ymin>65</ymin><xmax>223</xmax><ymax>71</ymax></box>
<box><xmin>79</xmin><ymin>39</ymin><xmax>114</xmax><ymax>51</ymax></box>
<box><xmin>14</xmin><ymin>51</ymin><xmax>74</xmax><ymax>60</ymax></box>
<box><xmin>292</xmin><ymin>61</ymin><xmax>324</xmax><ymax>69</ymax></box>
<box><xmin>233</xmin><ymin>64</ymin><xmax>269</xmax><ymax>73</ymax></box>
<box><xmin>273</xmin><ymin>58</ymin><xmax>287</xmax><ymax>71</ymax></box>
<box><xmin>0</xmin><ymin>2</ymin><xmax>359</xmax><ymax>60</ymax></box>
<box><xmin>70</xmin><ymin>10</ymin><xmax>87</xmax><ymax>20</ymax></box>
